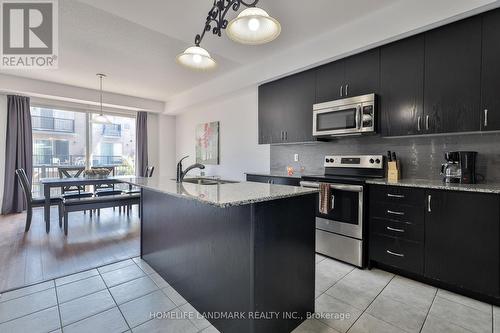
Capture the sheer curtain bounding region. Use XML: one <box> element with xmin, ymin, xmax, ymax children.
<box><xmin>2</xmin><ymin>95</ymin><xmax>33</xmax><ymax>214</ymax></box>
<box><xmin>136</xmin><ymin>111</ymin><xmax>148</xmax><ymax>177</ymax></box>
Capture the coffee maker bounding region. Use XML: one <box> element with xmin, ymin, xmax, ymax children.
<box><xmin>441</xmin><ymin>151</ymin><xmax>477</xmax><ymax>184</ymax></box>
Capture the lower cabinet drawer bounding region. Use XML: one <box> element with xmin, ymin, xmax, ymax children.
<box><xmin>370</xmin><ymin>185</ymin><xmax>425</xmax><ymax>206</ymax></box>
<box><xmin>370</xmin><ymin>202</ymin><xmax>424</xmax><ymax>224</ymax></box>
<box><xmin>370</xmin><ymin>217</ymin><xmax>424</xmax><ymax>242</ymax></box>
<box><xmin>369</xmin><ymin>233</ymin><xmax>424</xmax><ymax>275</ymax></box>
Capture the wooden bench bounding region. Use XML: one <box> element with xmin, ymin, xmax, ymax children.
<box><xmin>62</xmin><ymin>194</ymin><xmax>140</xmax><ymax>235</ymax></box>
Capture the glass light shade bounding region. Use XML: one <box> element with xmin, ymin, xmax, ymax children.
<box><xmin>176</xmin><ymin>46</ymin><xmax>217</xmax><ymax>70</ymax></box>
<box><xmin>226</xmin><ymin>7</ymin><xmax>281</xmax><ymax>45</ymax></box>
<box><xmin>92</xmin><ymin>113</ymin><xmax>112</xmax><ymax>124</ymax></box>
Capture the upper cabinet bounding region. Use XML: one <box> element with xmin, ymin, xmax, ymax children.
<box><xmin>315</xmin><ymin>49</ymin><xmax>380</xmax><ymax>104</ymax></box>
<box><xmin>258</xmin><ymin>8</ymin><xmax>500</xmax><ymax>144</ymax></box>
<box><xmin>423</xmin><ymin>17</ymin><xmax>482</xmax><ymax>134</ymax></box>
<box><xmin>481</xmin><ymin>9</ymin><xmax>500</xmax><ymax>131</ymax></box>
<box><xmin>315</xmin><ymin>61</ymin><xmax>345</xmax><ymax>103</ymax></box>
<box><xmin>258</xmin><ymin>70</ymin><xmax>316</xmax><ymax>144</ymax></box>
<box><xmin>343</xmin><ymin>49</ymin><xmax>380</xmax><ymax>98</ymax></box>
<box><xmin>380</xmin><ymin>35</ymin><xmax>425</xmax><ymax>136</ymax></box>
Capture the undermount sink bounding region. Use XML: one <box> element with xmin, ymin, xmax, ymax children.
<box><xmin>181</xmin><ymin>178</ymin><xmax>239</xmax><ymax>185</ymax></box>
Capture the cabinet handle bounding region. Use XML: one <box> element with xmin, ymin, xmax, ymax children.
<box><xmin>386</xmin><ymin>226</ymin><xmax>405</xmax><ymax>233</ymax></box>
<box><xmin>345</xmin><ymin>84</ymin><xmax>349</xmax><ymax>96</ymax></box>
<box><xmin>484</xmin><ymin>109</ymin><xmax>488</xmax><ymax>127</ymax></box>
<box><xmin>386</xmin><ymin>250</ymin><xmax>404</xmax><ymax>257</ymax></box>
<box><xmin>417</xmin><ymin>116</ymin><xmax>421</xmax><ymax>132</ymax></box>
<box><xmin>425</xmin><ymin>115</ymin><xmax>430</xmax><ymax>131</ymax></box>
<box><xmin>387</xmin><ymin>193</ymin><xmax>405</xmax><ymax>198</ymax></box>
<box><xmin>387</xmin><ymin>209</ymin><xmax>405</xmax><ymax>216</ymax></box>
<box><xmin>427</xmin><ymin>195</ymin><xmax>432</xmax><ymax>213</ymax></box>
<box><xmin>340</xmin><ymin>86</ymin><xmax>343</xmax><ymax>97</ymax></box>
<box><xmin>284</xmin><ymin>131</ymin><xmax>287</xmax><ymax>141</ymax></box>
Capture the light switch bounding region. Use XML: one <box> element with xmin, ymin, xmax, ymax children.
<box><xmin>294</xmin><ymin>154</ymin><xmax>299</xmax><ymax>162</ymax></box>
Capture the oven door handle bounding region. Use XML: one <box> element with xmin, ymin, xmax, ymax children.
<box><xmin>300</xmin><ymin>181</ymin><xmax>363</xmax><ymax>192</ymax></box>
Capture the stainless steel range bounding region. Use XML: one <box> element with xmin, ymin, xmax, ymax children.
<box><xmin>300</xmin><ymin>155</ymin><xmax>385</xmax><ymax>267</ymax></box>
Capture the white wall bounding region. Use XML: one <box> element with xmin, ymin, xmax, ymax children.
<box><xmin>147</xmin><ymin>113</ymin><xmax>159</xmax><ymax>175</ymax></box>
<box><xmin>0</xmin><ymin>74</ymin><xmax>165</xmax><ymax>113</ymax></box>
<box><xmin>158</xmin><ymin>114</ymin><xmax>176</xmax><ymax>178</ymax></box>
<box><xmin>175</xmin><ymin>87</ymin><xmax>269</xmax><ymax>181</ymax></box>
<box><xmin>0</xmin><ymin>94</ymin><xmax>7</xmax><ymax>206</ymax></box>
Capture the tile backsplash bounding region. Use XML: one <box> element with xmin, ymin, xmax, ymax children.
<box><xmin>270</xmin><ymin>132</ymin><xmax>500</xmax><ymax>182</ymax></box>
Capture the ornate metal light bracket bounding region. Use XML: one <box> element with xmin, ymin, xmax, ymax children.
<box><xmin>194</xmin><ymin>0</ymin><xmax>260</xmax><ymax>46</ymax></box>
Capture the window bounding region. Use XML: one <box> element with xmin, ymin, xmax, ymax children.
<box><xmin>91</xmin><ymin>114</ymin><xmax>136</xmax><ymax>176</ymax></box>
<box><xmin>31</xmin><ymin>107</ymin><xmax>136</xmax><ymax>196</ymax></box>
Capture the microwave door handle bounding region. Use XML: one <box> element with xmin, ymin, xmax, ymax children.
<box><xmin>356</xmin><ymin>105</ymin><xmax>361</xmax><ymax>129</ymax></box>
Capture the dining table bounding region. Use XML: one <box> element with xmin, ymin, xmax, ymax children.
<box><xmin>39</xmin><ymin>176</ymin><xmax>128</xmax><ymax>232</ymax></box>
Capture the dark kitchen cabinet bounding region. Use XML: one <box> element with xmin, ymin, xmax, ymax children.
<box><xmin>258</xmin><ymin>70</ymin><xmax>316</xmax><ymax>144</ymax></box>
<box><xmin>315</xmin><ymin>60</ymin><xmax>345</xmax><ymax>104</ymax></box>
<box><xmin>343</xmin><ymin>48</ymin><xmax>380</xmax><ymax>98</ymax></box>
<box><xmin>246</xmin><ymin>174</ymin><xmax>300</xmax><ymax>186</ymax></box>
<box><xmin>370</xmin><ymin>185</ymin><xmax>500</xmax><ymax>300</ymax></box>
<box><xmin>369</xmin><ymin>185</ymin><xmax>426</xmax><ymax>275</ymax></box>
<box><xmin>424</xmin><ymin>190</ymin><xmax>499</xmax><ymax>297</ymax></box>
<box><xmin>380</xmin><ymin>35</ymin><xmax>425</xmax><ymax>136</ymax></box>
<box><xmin>481</xmin><ymin>8</ymin><xmax>500</xmax><ymax>131</ymax></box>
<box><xmin>423</xmin><ymin>16</ymin><xmax>482</xmax><ymax>134</ymax></box>
<box><xmin>316</xmin><ymin>49</ymin><xmax>380</xmax><ymax>104</ymax></box>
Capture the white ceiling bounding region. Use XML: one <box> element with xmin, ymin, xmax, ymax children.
<box><xmin>0</xmin><ymin>0</ymin><xmax>400</xmax><ymax>102</ymax></box>
<box><xmin>1</xmin><ymin>0</ymin><xmax>499</xmax><ymax>112</ymax></box>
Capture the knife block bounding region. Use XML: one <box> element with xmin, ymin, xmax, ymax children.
<box><xmin>387</xmin><ymin>161</ymin><xmax>401</xmax><ymax>182</ymax></box>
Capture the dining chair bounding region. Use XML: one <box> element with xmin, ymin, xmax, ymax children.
<box><xmin>123</xmin><ymin>165</ymin><xmax>155</xmax><ymax>216</ymax></box>
<box><xmin>145</xmin><ymin>166</ymin><xmax>155</xmax><ymax>177</ymax></box>
<box><xmin>92</xmin><ymin>166</ymin><xmax>123</xmax><ymax>216</ymax></box>
<box><xmin>93</xmin><ymin>166</ymin><xmax>122</xmax><ymax>197</ymax></box>
<box><xmin>16</xmin><ymin>168</ymin><xmax>63</xmax><ymax>232</ymax></box>
<box><xmin>58</xmin><ymin>167</ymin><xmax>93</xmax><ymax>199</ymax></box>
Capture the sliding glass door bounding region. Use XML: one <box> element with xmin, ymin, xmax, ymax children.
<box><xmin>31</xmin><ymin>107</ymin><xmax>136</xmax><ymax>196</ymax></box>
<box><xmin>90</xmin><ymin>113</ymin><xmax>136</xmax><ymax>176</ymax></box>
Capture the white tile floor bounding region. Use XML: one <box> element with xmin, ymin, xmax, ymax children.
<box><xmin>0</xmin><ymin>255</ymin><xmax>498</xmax><ymax>333</ymax></box>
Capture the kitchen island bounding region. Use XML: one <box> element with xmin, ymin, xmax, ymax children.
<box><xmin>120</xmin><ymin>177</ymin><xmax>318</xmax><ymax>333</ymax></box>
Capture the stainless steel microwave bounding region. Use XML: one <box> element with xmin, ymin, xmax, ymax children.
<box><xmin>313</xmin><ymin>93</ymin><xmax>376</xmax><ymax>137</ymax></box>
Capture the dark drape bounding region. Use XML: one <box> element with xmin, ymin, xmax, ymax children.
<box><xmin>136</xmin><ymin>111</ymin><xmax>148</xmax><ymax>177</ymax></box>
<box><xmin>1</xmin><ymin>95</ymin><xmax>32</xmax><ymax>214</ymax></box>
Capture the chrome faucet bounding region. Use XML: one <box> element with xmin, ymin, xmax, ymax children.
<box><xmin>176</xmin><ymin>156</ymin><xmax>206</xmax><ymax>183</ymax></box>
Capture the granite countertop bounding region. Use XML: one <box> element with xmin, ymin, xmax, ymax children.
<box><xmin>245</xmin><ymin>172</ymin><xmax>303</xmax><ymax>179</ymax></box>
<box><xmin>118</xmin><ymin>176</ymin><xmax>318</xmax><ymax>208</ymax></box>
<box><xmin>366</xmin><ymin>178</ymin><xmax>500</xmax><ymax>194</ymax></box>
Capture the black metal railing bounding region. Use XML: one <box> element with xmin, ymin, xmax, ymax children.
<box><xmin>92</xmin><ymin>155</ymin><xmax>123</xmax><ymax>166</ymax></box>
<box><xmin>33</xmin><ymin>154</ymin><xmax>85</xmax><ymax>166</ymax></box>
<box><xmin>102</xmin><ymin>124</ymin><xmax>121</xmax><ymax>137</ymax></box>
<box><xmin>32</xmin><ymin>116</ymin><xmax>75</xmax><ymax>133</ymax></box>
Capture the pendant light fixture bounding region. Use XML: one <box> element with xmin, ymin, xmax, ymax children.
<box><xmin>226</xmin><ymin>7</ymin><xmax>280</xmax><ymax>45</ymax></box>
<box><xmin>177</xmin><ymin>0</ymin><xmax>280</xmax><ymax>70</ymax></box>
<box><xmin>93</xmin><ymin>73</ymin><xmax>112</xmax><ymax>124</ymax></box>
<box><xmin>176</xmin><ymin>46</ymin><xmax>216</xmax><ymax>71</ymax></box>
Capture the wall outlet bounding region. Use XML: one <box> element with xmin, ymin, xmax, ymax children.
<box><xmin>294</xmin><ymin>154</ymin><xmax>299</xmax><ymax>162</ymax></box>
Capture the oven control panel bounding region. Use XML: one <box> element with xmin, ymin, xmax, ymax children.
<box><xmin>324</xmin><ymin>155</ymin><xmax>384</xmax><ymax>169</ymax></box>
